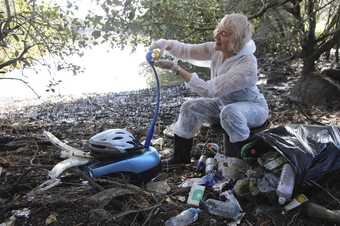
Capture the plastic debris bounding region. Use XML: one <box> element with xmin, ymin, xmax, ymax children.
<box><xmin>44</xmin><ymin>131</ymin><xmax>92</xmax><ymax>159</ymax></box>
<box><xmin>165</xmin><ymin>208</ymin><xmax>200</xmax><ymax>226</ymax></box>
<box><xmin>178</xmin><ymin>178</ymin><xmax>202</xmax><ymax>188</ymax></box>
<box><xmin>200</xmin><ymin>197</ymin><xmax>242</xmax><ymax>221</ymax></box>
<box><xmin>196</xmin><ymin>154</ymin><xmax>206</xmax><ymax>172</ymax></box>
<box><xmin>198</xmin><ymin>174</ymin><xmax>218</xmax><ymax>187</ymax></box>
<box><xmin>48</xmin><ymin>157</ymin><xmax>90</xmax><ymax>179</ymax></box>
<box><xmin>257</xmin><ymin>173</ymin><xmax>279</xmax><ymax>193</ymax></box>
<box><xmin>176</xmin><ymin>196</ymin><xmax>186</xmax><ymax>202</ymax></box>
<box><xmin>187</xmin><ymin>184</ymin><xmax>205</xmax><ymax>206</ymax></box>
<box><xmin>205</xmin><ymin>157</ymin><xmax>217</xmax><ymax>174</ymax></box>
<box><xmin>283</xmin><ymin>194</ymin><xmax>308</xmax><ymax>212</ymax></box>
<box><xmin>257</xmin><ymin>152</ymin><xmax>286</xmax><ymax>172</ymax></box>
<box><xmin>12</xmin><ymin>208</ymin><xmax>30</xmax><ymax>218</ymax></box>
<box><xmin>212</xmin><ymin>179</ymin><xmax>233</xmax><ymax>193</ymax></box>
<box><xmin>219</xmin><ymin>190</ymin><xmax>243</xmax><ymax>212</ymax></box>
<box><xmin>214</xmin><ymin>152</ymin><xmax>227</xmax><ymax>165</ymax></box>
<box><xmin>276</xmin><ymin>163</ymin><xmax>295</xmax><ymax>205</ymax></box>
<box><xmin>163</xmin><ymin>123</ymin><xmax>176</xmax><ymax>138</ymax></box>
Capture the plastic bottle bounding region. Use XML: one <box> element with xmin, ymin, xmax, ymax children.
<box><xmin>196</xmin><ymin>154</ymin><xmax>206</xmax><ymax>172</ymax></box>
<box><xmin>276</xmin><ymin>163</ymin><xmax>295</xmax><ymax>205</ymax></box>
<box><xmin>198</xmin><ymin>173</ymin><xmax>217</xmax><ymax>187</ymax></box>
<box><xmin>205</xmin><ymin>157</ymin><xmax>217</xmax><ymax>174</ymax></box>
<box><xmin>199</xmin><ymin>198</ymin><xmax>242</xmax><ymax>220</ymax></box>
<box><xmin>165</xmin><ymin>208</ymin><xmax>200</xmax><ymax>226</ymax></box>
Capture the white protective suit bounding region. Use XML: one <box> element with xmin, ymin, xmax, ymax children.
<box><xmin>167</xmin><ymin>40</ymin><xmax>269</xmax><ymax>143</ymax></box>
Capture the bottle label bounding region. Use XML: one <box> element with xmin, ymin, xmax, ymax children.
<box><xmin>187</xmin><ymin>184</ymin><xmax>205</xmax><ymax>206</ymax></box>
<box><xmin>283</xmin><ymin>194</ymin><xmax>308</xmax><ymax>212</ymax></box>
<box><xmin>263</xmin><ymin>157</ymin><xmax>286</xmax><ymax>171</ymax></box>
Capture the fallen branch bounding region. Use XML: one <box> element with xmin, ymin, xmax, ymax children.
<box><xmin>110</xmin><ymin>203</ymin><xmax>162</xmax><ymax>221</ymax></box>
<box><xmin>142</xmin><ymin>205</ymin><xmax>160</xmax><ymax>226</ymax></box>
<box><xmin>307</xmin><ymin>180</ymin><xmax>340</xmax><ymax>206</ymax></box>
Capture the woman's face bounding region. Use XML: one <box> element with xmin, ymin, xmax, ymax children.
<box><xmin>214</xmin><ymin>28</ymin><xmax>234</xmax><ymax>54</ymax></box>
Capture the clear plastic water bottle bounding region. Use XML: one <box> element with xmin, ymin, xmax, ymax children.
<box><xmin>199</xmin><ymin>198</ymin><xmax>242</xmax><ymax>221</ymax></box>
<box><xmin>165</xmin><ymin>208</ymin><xmax>200</xmax><ymax>226</ymax></box>
<box><xmin>196</xmin><ymin>154</ymin><xmax>206</xmax><ymax>172</ymax></box>
<box><xmin>276</xmin><ymin>163</ymin><xmax>295</xmax><ymax>205</ymax></box>
<box><xmin>205</xmin><ymin>157</ymin><xmax>217</xmax><ymax>174</ymax></box>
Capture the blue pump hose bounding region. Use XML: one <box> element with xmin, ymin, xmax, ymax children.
<box><xmin>87</xmin><ymin>51</ymin><xmax>161</xmax><ymax>178</ymax></box>
<box><xmin>144</xmin><ymin>51</ymin><xmax>161</xmax><ymax>149</ymax></box>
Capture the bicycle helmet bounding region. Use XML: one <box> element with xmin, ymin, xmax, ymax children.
<box><xmin>88</xmin><ymin>129</ymin><xmax>144</xmax><ymax>159</ymax></box>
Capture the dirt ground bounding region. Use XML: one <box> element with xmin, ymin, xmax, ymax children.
<box><xmin>1</xmin><ymin>61</ymin><xmax>340</xmax><ymax>226</ymax></box>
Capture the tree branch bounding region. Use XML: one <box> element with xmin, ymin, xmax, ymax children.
<box><xmin>0</xmin><ymin>44</ymin><xmax>33</xmax><ymax>69</ymax></box>
<box><xmin>0</xmin><ymin>77</ymin><xmax>40</xmax><ymax>98</ymax></box>
<box><xmin>315</xmin><ymin>27</ymin><xmax>340</xmax><ymax>59</ymax></box>
<box><xmin>248</xmin><ymin>0</ymin><xmax>292</xmax><ymax>19</ymax></box>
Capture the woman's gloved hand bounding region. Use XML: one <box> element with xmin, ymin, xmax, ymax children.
<box><xmin>149</xmin><ymin>39</ymin><xmax>172</xmax><ymax>52</ymax></box>
<box><xmin>154</xmin><ymin>60</ymin><xmax>179</xmax><ymax>74</ymax></box>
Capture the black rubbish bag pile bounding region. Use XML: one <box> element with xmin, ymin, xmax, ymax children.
<box><xmin>252</xmin><ymin>124</ymin><xmax>340</xmax><ymax>185</ymax></box>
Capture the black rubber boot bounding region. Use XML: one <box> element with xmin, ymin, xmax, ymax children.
<box><xmin>227</xmin><ymin>140</ymin><xmax>248</xmax><ymax>158</ymax></box>
<box><xmin>163</xmin><ymin>134</ymin><xmax>193</xmax><ymax>164</ymax></box>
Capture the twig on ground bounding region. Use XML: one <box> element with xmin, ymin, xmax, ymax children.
<box><xmin>142</xmin><ymin>206</ymin><xmax>159</xmax><ymax>226</ymax></box>
<box><xmin>295</xmin><ymin>104</ymin><xmax>325</xmax><ymax>125</ymax></box>
<box><xmin>287</xmin><ymin>212</ymin><xmax>300</xmax><ymax>226</ymax></box>
<box><xmin>110</xmin><ymin>203</ymin><xmax>162</xmax><ymax>221</ymax></box>
<box><xmin>94</xmin><ymin>178</ymin><xmax>152</xmax><ymax>196</ymax></box>
<box><xmin>72</xmin><ymin>167</ymin><xmax>104</xmax><ymax>192</ymax></box>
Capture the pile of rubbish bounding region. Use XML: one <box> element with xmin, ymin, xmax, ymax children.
<box><xmin>160</xmin><ymin>124</ymin><xmax>340</xmax><ymax>225</ymax></box>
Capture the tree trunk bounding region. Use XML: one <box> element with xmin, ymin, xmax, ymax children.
<box><xmin>336</xmin><ymin>44</ymin><xmax>339</xmax><ymax>63</ymax></box>
<box><xmin>301</xmin><ymin>0</ymin><xmax>317</xmax><ymax>75</ymax></box>
<box><xmin>302</xmin><ymin>56</ymin><xmax>316</xmax><ymax>75</ymax></box>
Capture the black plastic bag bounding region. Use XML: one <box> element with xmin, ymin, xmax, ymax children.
<box><xmin>254</xmin><ymin>124</ymin><xmax>340</xmax><ymax>184</ymax></box>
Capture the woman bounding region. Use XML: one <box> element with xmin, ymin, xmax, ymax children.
<box><xmin>150</xmin><ymin>13</ymin><xmax>269</xmax><ymax>163</ymax></box>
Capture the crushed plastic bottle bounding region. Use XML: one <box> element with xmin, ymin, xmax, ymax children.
<box><xmin>276</xmin><ymin>163</ymin><xmax>295</xmax><ymax>205</ymax></box>
<box><xmin>165</xmin><ymin>208</ymin><xmax>200</xmax><ymax>226</ymax></box>
<box><xmin>198</xmin><ymin>173</ymin><xmax>218</xmax><ymax>187</ymax></box>
<box><xmin>200</xmin><ymin>198</ymin><xmax>242</xmax><ymax>221</ymax></box>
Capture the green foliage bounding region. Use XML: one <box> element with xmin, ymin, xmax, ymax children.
<box><xmin>1</xmin><ymin>0</ymin><xmax>339</xmax><ymax>80</ymax></box>
<box><xmin>0</xmin><ymin>0</ymin><xmax>91</xmax><ymax>75</ymax></box>
<box><xmin>91</xmin><ymin>0</ymin><xmax>225</xmax><ymax>47</ymax></box>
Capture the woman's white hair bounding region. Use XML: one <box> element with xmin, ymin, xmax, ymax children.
<box><xmin>214</xmin><ymin>13</ymin><xmax>252</xmax><ymax>54</ymax></box>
